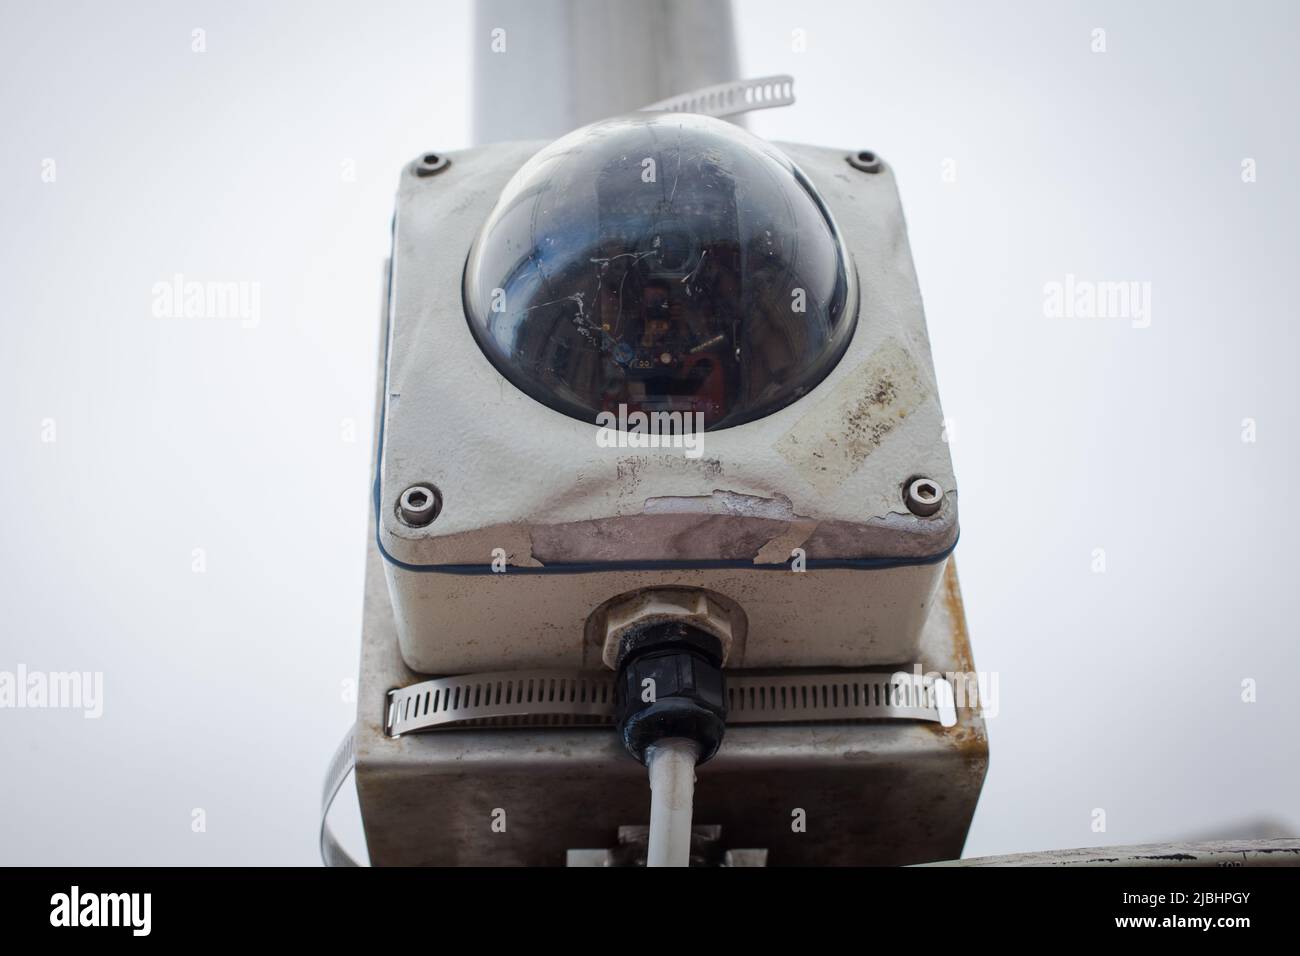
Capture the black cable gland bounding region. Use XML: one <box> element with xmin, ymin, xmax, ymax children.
<box><xmin>613</xmin><ymin>621</ymin><xmax>727</xmax><ymax>766</ymax></box>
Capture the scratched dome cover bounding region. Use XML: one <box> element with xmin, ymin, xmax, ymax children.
<box><xmin>463</xmin><ymin>112</ymin><xmax>857</xmax><ymax>431</ymax></box>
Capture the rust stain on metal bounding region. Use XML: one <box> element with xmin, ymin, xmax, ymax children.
<box><xmin>941</xmin><ymin>560</ymin><xmax>976</xmax><ymax>677</ymax></box>
<box><xmin>928</xmin><ymin>559</ymin><xmax>988</xmax><ymax>764</ymax></box>
<box><xmin>775</xmin><ymin>336</ymin><xmax>929</xmax><ymax>496</ymax></box>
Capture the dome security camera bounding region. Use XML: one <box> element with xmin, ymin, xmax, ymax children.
<box><xmin>377</xmin><ymin>113</ymin><xmax>957</xmax><ymax>679</ymax></box>
<box><xmin>331</xmin><ymin>99</ymin><xmax>984</xmax><ymax>870</ymax></box>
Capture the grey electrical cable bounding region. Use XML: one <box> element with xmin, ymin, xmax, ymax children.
<box><xmin>645</xmin><ymin>738</ymin><xmax>700</xmax><ymax>867</ymax></box>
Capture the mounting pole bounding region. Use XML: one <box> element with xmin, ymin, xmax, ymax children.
<box><xmin>471</xmin><ymin>0</ymin><xmax>741</xmax><ymax>145</ymax></box>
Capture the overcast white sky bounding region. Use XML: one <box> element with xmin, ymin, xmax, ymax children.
<box><xmin>1</xmin><ymin>0</ymin><xmax>1297</xmax><ymax>864</ymax></box>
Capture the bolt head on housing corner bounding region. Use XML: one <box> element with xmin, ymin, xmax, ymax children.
<box><xmin>904</xmin><ymin>477</ymin><xmax>943</xmax><ymax>517</ymax></box>
<box><xmin>397</xmin><ymin>483</ymin><xmax>441</xmax><ymax>526</ymax></box>
<box><xmin>847</xmin><ymin>150</ymin><xmax>883</xmax><ymax>173</ymax></box>
<box><xmin>414</xmin><ymin>152</ymin><xmax>450</xmax><ymax>177</ymax></box>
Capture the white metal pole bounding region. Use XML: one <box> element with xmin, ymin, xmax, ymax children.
<box><xmin>471</xmin><ymin>0</ymin><xmax>740</xmax><ymax>144</ymax></box>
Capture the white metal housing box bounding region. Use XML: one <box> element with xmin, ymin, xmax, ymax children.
<box><xmin>377</xmin><ymin>135</ymin><xmax>957</xmax><ymax>675</ymax></box>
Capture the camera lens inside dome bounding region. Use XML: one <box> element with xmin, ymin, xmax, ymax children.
<box><xmin>462</xmin><ymin>112</ymin><xmax>858</xmax><ymax>431</ymax></box>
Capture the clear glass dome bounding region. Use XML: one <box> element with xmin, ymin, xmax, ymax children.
<box><xmin>463</xmin><ymin>112</ymin><xmax>857</xmax><ymax>430</ymax></box>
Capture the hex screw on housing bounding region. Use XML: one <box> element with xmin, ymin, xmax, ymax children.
<box><xmin>398</xmin><ymin>483</ymin><xmax>441</xmax><ymax>526</ymax></box>
<box><xmin>847</xmin><ymin>150</ymin><xmax>883</xmax><ymax>173</ymax></box>
<box><xmin>415</xmin><ymin>152</ymin><xmax>450</xmax><ymax>177</ymax></box>
<box><xmin>904</xmin><ymin>476</ymin><xmax>943</xmax><ymax>517</ymax></box>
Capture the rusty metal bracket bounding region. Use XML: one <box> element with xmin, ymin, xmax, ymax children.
<box><xmin>323</xmin><ymin>666</ymin><xmax>945</xmax><ymax>866</ymax></box>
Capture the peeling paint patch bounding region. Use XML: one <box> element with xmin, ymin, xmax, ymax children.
<box><xmin>615</xmin><ymin>456</ymin><xmax>724</xmax><ymax>497</ymax></box>
<box><xmin>753</xmin><ymin>519</ymin><xmax>820</xmax><ymax>564</ymax></box>
<box><xmin>775</xmin><ymin>337</ymin><xmax>929</xmax><ymax>496</ymax></box>
<box><xmin>643</xmin><ymin>490</ymin><xmax>796</xmax><ymax>519</ymax></box>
